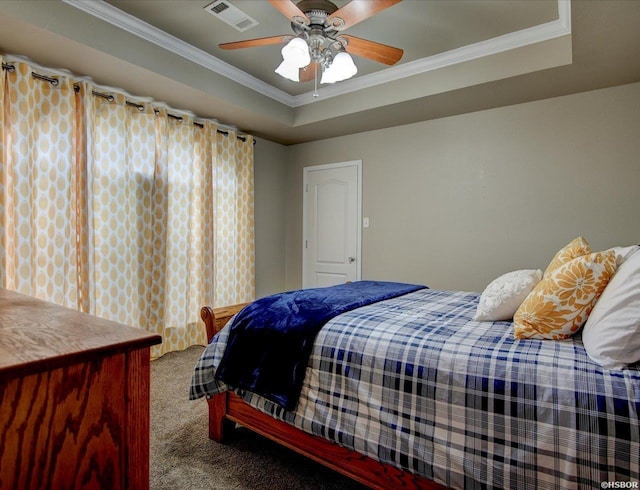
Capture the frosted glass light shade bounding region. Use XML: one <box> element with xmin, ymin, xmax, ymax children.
<box><xmin>320</xmin><ymin>66</ymin><xmax>338</xmax><ymax>84</ymax></box>
<box><xmin>332</xmin><ymin>52</ymin><xmax>357</xmax><ymax>80</ymax></box>
<box><xmin>281</xmin><ymin>38</ymin><xmax>311</xmax><ymax>68</ymax></box>
<box><xmin>321</xmin><ymin>52</ymin><xmax>357</xmax><ymax>84</ymax></box>
<box><xmin>275</xmin><ymin>60</ymin><xmax>300</xmax><ymax>82</ymax></box>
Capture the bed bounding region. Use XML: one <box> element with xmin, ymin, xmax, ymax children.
<box><xmin>190</xmin><ymin>270</ymin><xmax>639</xmax><ymax>489</ymax></box>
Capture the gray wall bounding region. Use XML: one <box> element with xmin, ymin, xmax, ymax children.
<box><xmin>253</xmin><ymin>137</ymin><xmax>288</xmax><ymax>298</ymax></box>
<box><xmin>275</xmin><ymin>82</ymin><xmax>640</xmax><ymax>292</ymax></box>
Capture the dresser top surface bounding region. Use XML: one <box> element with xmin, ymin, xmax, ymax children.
<box><xmin>0</xmin><ymin>288</ymin><xmax>162</xmax><ymax>376</ymax></box>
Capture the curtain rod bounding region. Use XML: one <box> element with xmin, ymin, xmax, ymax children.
<box><xmin>1</xmin><ymin>63</ymin><xmax>254</xmax><ymax>144</ymax></box>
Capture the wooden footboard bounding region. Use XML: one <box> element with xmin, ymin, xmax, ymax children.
<box><xmin>200</xmin><ymin>304</ymin><xmax>445</xmax><ymax>490</ymax></box>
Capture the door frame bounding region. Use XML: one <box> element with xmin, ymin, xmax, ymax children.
<box><xmin>302</xmin><ymin>160</ymin><xmax>362</xmax><ymax>288</ymax></box>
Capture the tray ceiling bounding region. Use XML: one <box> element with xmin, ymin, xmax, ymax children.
<box><xmin>0</xmin><ymin>1</ymin><xmax>639</xmax><ymax>144</ymax></box>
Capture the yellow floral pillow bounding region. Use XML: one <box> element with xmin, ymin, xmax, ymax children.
<box><xmin>513</xmin><ymin>250</ymin><xmax>616</xmax><ymax>340</ymax></box>
<box><xmin>544</xmin><ymin>236</ymin><xmax>591</xmax><ymax>277</ymax></box>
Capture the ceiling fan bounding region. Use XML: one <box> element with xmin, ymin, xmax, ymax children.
<box><xmin>219</xmin><ymin>0</ymin><xmax>404</xmax><ymax>84</ymax></box>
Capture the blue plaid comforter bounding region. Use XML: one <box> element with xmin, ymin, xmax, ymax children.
<box><xmin>190</xmin><ymin>288</ymin><xmax>640</xmax><ymax>489</ymax></box>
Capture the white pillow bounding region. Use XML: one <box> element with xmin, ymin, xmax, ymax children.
<box><xmin>474</xmin><ymin>269</ymin><xmax>543</xmax><ymax>321</ymax></box>
<box><xmin>605</xmin><ymin>244</ymin><xmax>640</xmax><ymax>266</ymax></box>
<box><xmin>582</xmin><ymin>247</ymin><xmax>640</xmax><ymax>369</ymax></box>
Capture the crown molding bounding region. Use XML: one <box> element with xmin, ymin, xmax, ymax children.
<box><xmin>63</xmin><ymin>0</ymin><xmax>570</xmax><ymax>109</ymax></box>
<box><xmin>61</xmin><ymin>0</ymin><xmax>293</xmax><ymax>105</ymax></box>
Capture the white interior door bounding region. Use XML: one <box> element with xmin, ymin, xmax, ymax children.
<box><xmin>303</xmin><ymin>161</ymin><xmax>361</xmax><ymax>288</ymax></box>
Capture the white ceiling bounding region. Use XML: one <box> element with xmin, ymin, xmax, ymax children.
<box><xmin>0</xmin><ymin>1</ymin><xmax>640</xmax><ymax>145</ymax></box>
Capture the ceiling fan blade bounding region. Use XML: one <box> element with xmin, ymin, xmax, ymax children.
<box><xmin>339</xmin><ymin>35</ymin><xmax>403</xmax><ymax>65</ymax></box>
<box><xmin>219</xmin><ymin>35</ymin><xmax>293</xmax><ymax>50</ymax></box>
<box><xmin>327</xmin><ymin>0</ymin><xmax>402</xmax><ymax>31</ymax></box>
<box><xmin>268</xmin><ymin>0</ymin><xmax>310</xmax><ymax>25</ymax></box>
<box><xmin>299</xmin><ymin>62</ymin><xmax>320</xmax><ymax>82</ymax></box>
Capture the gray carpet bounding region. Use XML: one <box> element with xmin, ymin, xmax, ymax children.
<box><xmin>150</xmin><ymin>346</ymin><xmax>367</xmax><ymax>489</ymax></box>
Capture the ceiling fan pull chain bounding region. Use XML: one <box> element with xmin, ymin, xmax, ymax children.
<box><xmin>313</xmin><ymin>63</ymin><xmax>319</xmax><ymax>97</ymax></box>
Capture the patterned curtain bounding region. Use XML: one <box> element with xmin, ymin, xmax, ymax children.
<box><xmin>0</xmin><ymin>61</ymin><xmax>81</xmax><ymax>307</ymax></box>
<box><xmin>0</xmin><ymin>58</ymin><xmax>255</xmax><ymax>358</ymax></box>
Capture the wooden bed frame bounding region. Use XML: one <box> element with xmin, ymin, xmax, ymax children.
<box><xmin>201</xmin><ymin>304</ymin><xmax>446</xmax><ymax>490</ymax></box>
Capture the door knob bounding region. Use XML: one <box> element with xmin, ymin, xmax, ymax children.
<box><xmin>348</xmin><ymin>257</ymin><xmax>356</xmax><ymax>263</ymax></box>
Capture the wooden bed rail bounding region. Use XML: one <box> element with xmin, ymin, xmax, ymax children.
<box><xmin>201</xmin><ymin>302</ymin><xmax>248</xmax><ymax>441</ymax></box>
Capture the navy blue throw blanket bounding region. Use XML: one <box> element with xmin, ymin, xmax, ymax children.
<box><xmin>215</xmin><ymin>280</ymin><xmax>426</xmax><ymax>410</ymax></box>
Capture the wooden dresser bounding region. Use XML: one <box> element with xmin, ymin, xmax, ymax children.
<box><xmin>0</xmin><ymin>288</ymin><xmax>162</xmax><ymax>490</ymax></box>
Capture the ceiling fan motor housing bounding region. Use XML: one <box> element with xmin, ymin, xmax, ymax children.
<box><xmin>296</xmin><ymin>0</ymin><xmax>339</xmax><ymax>16</ymax></box>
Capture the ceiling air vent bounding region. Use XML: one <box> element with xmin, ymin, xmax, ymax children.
<box><xmin>204</xmin><ymin>1</ymin><xmax>259</xmax><ymax>32</ymax></box>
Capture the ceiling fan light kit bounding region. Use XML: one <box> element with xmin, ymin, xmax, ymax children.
<box><xmin>278</xmin><ymin>34</ymin><xmax>357</xmax><ymax>84</ymax></box>
<box><xmin>220</xmin><ymin>0</ymin><xmax>404</xmax><ymax>88</ymax></box>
